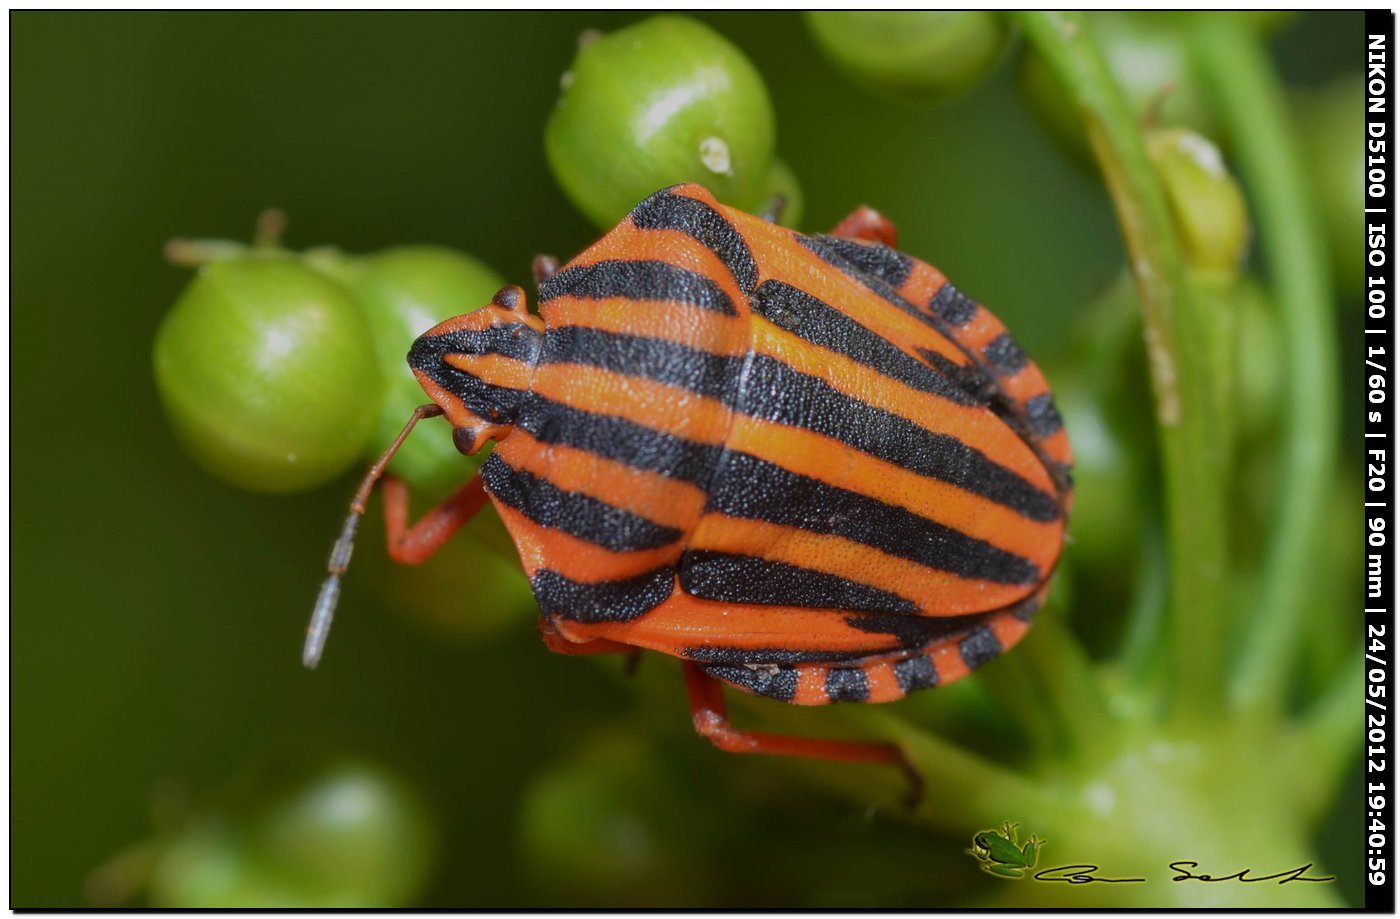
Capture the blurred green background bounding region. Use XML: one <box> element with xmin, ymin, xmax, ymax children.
<box><xmin>12</xmin><ymin>11</ymin><xmax>1362</xmax><ymax>907</ymax></box>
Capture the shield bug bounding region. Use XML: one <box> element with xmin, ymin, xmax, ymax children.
<box><xmin>305</xmin><ymin>184</ymin><xmax>1072</xmax><ymax>782</ymax></box>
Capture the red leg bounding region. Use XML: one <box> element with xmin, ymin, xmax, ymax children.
<box><xmin>829</xmin><ymin>206</ymin><xmax>898</xmax><ymax>247</ymax></box>
<box><xmin>538</xmin><ymin>619</ymin><xmax>636</xmax><ymax>656</ymax></box>
<box><xmin>682</xmin><ymin>663</ymin><xmax>920</xmax><ymax>801</ymax></box>
<box><xmin>539</xmin><ymin>619</ymin><xmax>644</xmax><ymax>673</ymax></box>
<box><xmin>381</xmin><ymin>474</ymin><xmax>489</xmax><ymax>565</ymax></box>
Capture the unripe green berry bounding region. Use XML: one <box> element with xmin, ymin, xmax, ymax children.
<box><xmin>546</xmin><ymin>15</ymin><xmax>776</xmax><ymax>228</ymax></box>
<box><xmin>519</xmin><ymin>732</ymin><xmax>715</xmax><ymax>906</ymax></box>
<box><xmin>153</xmin><ymin>258</ymin><xmax>382</xmax><ymax>493</ymax></box>
<box><xmin>321</xmin><ymin>246</ymin><xmax>507</xmax><ymax>495</ymax></box>
<box><xmin>804</xmin><ymin>11</ymin><xmax>1009</xmax><ymax>104</ymax></box>
<box><xmin>1147</xmin><ymin>128</ymin><xmax>1250</xmax><ymax>277</ymax></box>
<box><xmin>150</xmin><ymin>751</ymin><xmax>436</xmax><ymax>909</ymax></box>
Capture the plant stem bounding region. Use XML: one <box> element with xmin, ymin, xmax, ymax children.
<box><xmin>1191</xmin><ymin>18</ymin><xmax>1339</xmax><ymax>717</ymax></box>
<box><xmin>1289</xmin><ymin>649</ymin><xmax>1363</xmax><ymax>829</ymax></box>
<box><xmin>1014</xmin><ymin>11</ymin><xmax>1229</xmax><ymax>722</ymax></box>
<box><xmin>724</xmin><ymin>690</ymin><xmax>1060</xmax><ymax>828</ymax></box>
<box><xmin>1012</xmin><ymin>610</ymin><xmax>1114</xmax><ymax>761</ymax></box>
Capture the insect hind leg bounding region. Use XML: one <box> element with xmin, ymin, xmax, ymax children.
<box><xmin>682</xmin><ymin>662</ymin><xmax>921</xmax><ymax>805</ymax></box>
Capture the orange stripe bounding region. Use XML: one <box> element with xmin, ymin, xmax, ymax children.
<box><xmin>862</xmin><ymin>661</ymin><xmax>904</xmax><ymax>704</ymax></box>
<box><xmin>727</xmin><ymin>212</ymin><xmax>972</xmax><ymax>367</ymax></box>
<box><xmin>549</xmin><ymin>219</ymin><xmax>750</xmax><ymax>319</ymax></box>
<box><xmin>561</xmin><ymin>594</ymin><xmax>906</xmax><ymax>657</ymax></box>
<box><xmin>723</xmin><ymin>416</ymin><xmax>1062</xmax><ymax>571</ymax></box>
<box><xmin>748</xmin><ymin>317</ymin><xmax>1056</xmax><ymax>496</ymax></box>
<box><xmin>898</xmin><ymin>261</ymin><xmax>951</xmax><ymax>312</ymax></box>
<box><xmin>687</xmin><ymin>514</ymin><xmax>1046</xmax><ymax>615</ymax></box>
<box><xmin>543</xmin><ymin>296</ymin><xmax>748</xmax><ymax>356</ymax></box>
<box><xmin>795</xmin><ymin>667</ymin><xmax>828</xmax><ymax>705</ymax></box>
<box><xmin>443</xmin><ymin>351</ymin><xmax>535</xmax><ymax>392</ymax></box>
<box><xmin>490</xmin><ymin>503</ymin><xmax>680</xmax><ymax>583</ymax></box>
<box><xmin>494</xmin><ymin>431</ymin><xmax>707</xmax><ymax>532</ymax></box>
<box><xmin>528</xmin><ymin>363</ymin><xmax>733</xmax><ymax>446</ymax></box>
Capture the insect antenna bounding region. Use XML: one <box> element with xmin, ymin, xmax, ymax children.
<box><xmin>302</xmin><ymin>403</ymin><xmax>444</xmax><ymax>669</ymax></box>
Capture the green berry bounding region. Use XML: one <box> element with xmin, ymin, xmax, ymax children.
<box><xmin>149</xmin><ymin>751</ymin><xmax>436</xmax><ymax>908</ymax></box>
<box><xmin>518</xmin><ymin>732</ymin><xmax>716</xmax><ymax>906</ymax></box>
<box><xmin>154</xmin><ymin>258</ymin><xmax>382</xmax><ymax>493</ymax></box>
<box><xmin>1147</xmin><ymin>128</ymin><xmax>1250</xmax><ymax>277</ymax></box>
<box><xmin>324</xmin><ymin>246</ymin><xmax>508</xmax><ymax>495</ymax></box>
<box><xmin>249</xmin><ymin>754</ymin><xmax>436</xmax><ymax>906</ymax></box>
<box><xmin>545</xmin><ymin>15</ymin><xmax>776</xmax><ymax>228</ymax></box>
<box><xmin>804</xmin><ymin>11</ymin><xmax>1009</xmax><ymax>104</ymax></box>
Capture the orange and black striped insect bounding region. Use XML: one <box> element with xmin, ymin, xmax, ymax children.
<box><xmin>305</xmin><ymin>183</ymin><xmax>1072</xmax><ymax>784</ymax></box>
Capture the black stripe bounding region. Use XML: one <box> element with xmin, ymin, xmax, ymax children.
<box><xmin>532</xmin><ymin>568</ymin><xmax>675</xmax><ymax>623</ymax></box>
<box><xmin>928</xmin><ymin>284</ymin><xmax>979</xmax><ymax>326</ymax></box>
<box><xmin>410</xmin><ymin>323</ymin><xmax>542</xmax><ymax>369</ymax></box>
<box><xmin>514</xmin><ymin>393</ymin><xmax>723</xmax><ymax>485</ymax></box>
<box><xmin>541</xmin><ymin>326</ymin><xmax>741</xmax><ymax>401</ymax></box>
<box><xmin>959</xmin><ymin>627</ymin><xmax>1003</xmax><ymax>670</ymax></box>
<box><xmin>701</xmin><ymin>663</ymin><xmax>799</xmax><ymax>701</ymax></box>
<box><xmin>683</xmin><ymin>646</ymin><xmax>871</xmax><ymax>666</ymax></box>
<box><xmin>894</xmin><ymin>655</ymin><xmax>939</xmax><ymax>694</ymax></box>
<box><xmin>750</xmin><ymin>281</ymin><xmax>980</xmax><ymax>407</ymax></box>
<box><xmin>679</xmin><ymin>550</ymin><xmax>918</xmax><ymax>614</ymax></box>
<box><xmin>740</xmin><ymin>356</ymin><xmax>1060</xmax><ymax>523</ymax></box>
<box><xmin>1014</xmin><ymin>600</ymin><xmax>1039</xmax><ymax>623</ymax></box>
<box><xmin>410</xmin><ymin>356</ymin><xmax>530</xmax><ymax>427</ymax></box>
<box><xmin>706</xmin><ymin>452</ymin><xmax>1041</xmax><ymax>585</ymax></box>
<box><xmin>629</xmin><ymin>187</ymin><xmax>759</xmax><ymax>293</ymax></box>
<box><xmin>537</xmin><ymin>259</ymin><xmax>738</xmax><ymax>315</ymax></box>
<box><xmin>804</xmin><ymin>235</ymin><xmax>913</xmax><ymax>288</ymax></box>
<box><xmin>842</xmin><ymin>609</ymin><xmax>1001</xmax><ymax>648</ymax></box>
<box><xmin>799</xmin><ymin>236</ymin><xmax>937</xmax><ymax>331</ymax></box>
<box><xmin>916</xmin><ymin>347</ymin><xmax>997</xmax><ymax>404</ymax></box>
<box><xmin>825</xmin><ymin>667</ymin><xmax>870</xmax><ymax>702</ymax></box>
<box><xmin>983</xmin><ymin>333</ymin><xmax>1029</xmax><ymax>376</ymax></box>
<box><xmin>1025</xmin><ymin>393</ymin><xmax>1065</xmax><ymax>437</ymax></box>
<box><xmin>480</xmin><ymin>455</ymin><xmax>681</xmax><ymax>552</ymax></box>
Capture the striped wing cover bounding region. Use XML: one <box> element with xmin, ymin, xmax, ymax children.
<box><xmin>487</xmin><ymin>185</ymin><xmax>1072</xmax><ymax>705</ymax></box>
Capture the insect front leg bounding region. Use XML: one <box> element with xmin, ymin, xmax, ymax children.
<box><xmin>381</xmin><ymin>474</ymin><xmax>489</xmax><ymax>565</ymax></box>
<box><xmin>681</xmin><ymin>663</ymin><xmax>922</xmax><ymax>805</ymax></box>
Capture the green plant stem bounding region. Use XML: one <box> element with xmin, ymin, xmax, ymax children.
<box><xmin>1014</xmin><ymin>11</ymin><xmax>1229</xmax><ymax>722</ymax></box>
<box><xmin>1191</xmin><ymin>18</ymin><xmax>1339</xmax><ymax>718</ymax></box>
<box><xmin>725</xmin><ymin>691</ymin><xmax>1058</xmax><ymax>826</ymax></box>
<box><xmin>1118</xmin><ymin>516</ymin><xmax>1169</xmax><ymax>685</ymax></box>
<box><xmin>1288</xmin><ymin>649</ymin><xmax>1363</xmax><ymax>828</ymax></box>
<box><xmin>1026</xmin><ymin>613</ymin><xmax>1114</xmax><ymax>752</ymax></box>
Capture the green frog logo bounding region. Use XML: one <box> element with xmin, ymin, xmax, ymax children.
<box><xmin>968</xmin><ymin>821</ymin><xmax>1043</xmax><ymax>878</ymax></box>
